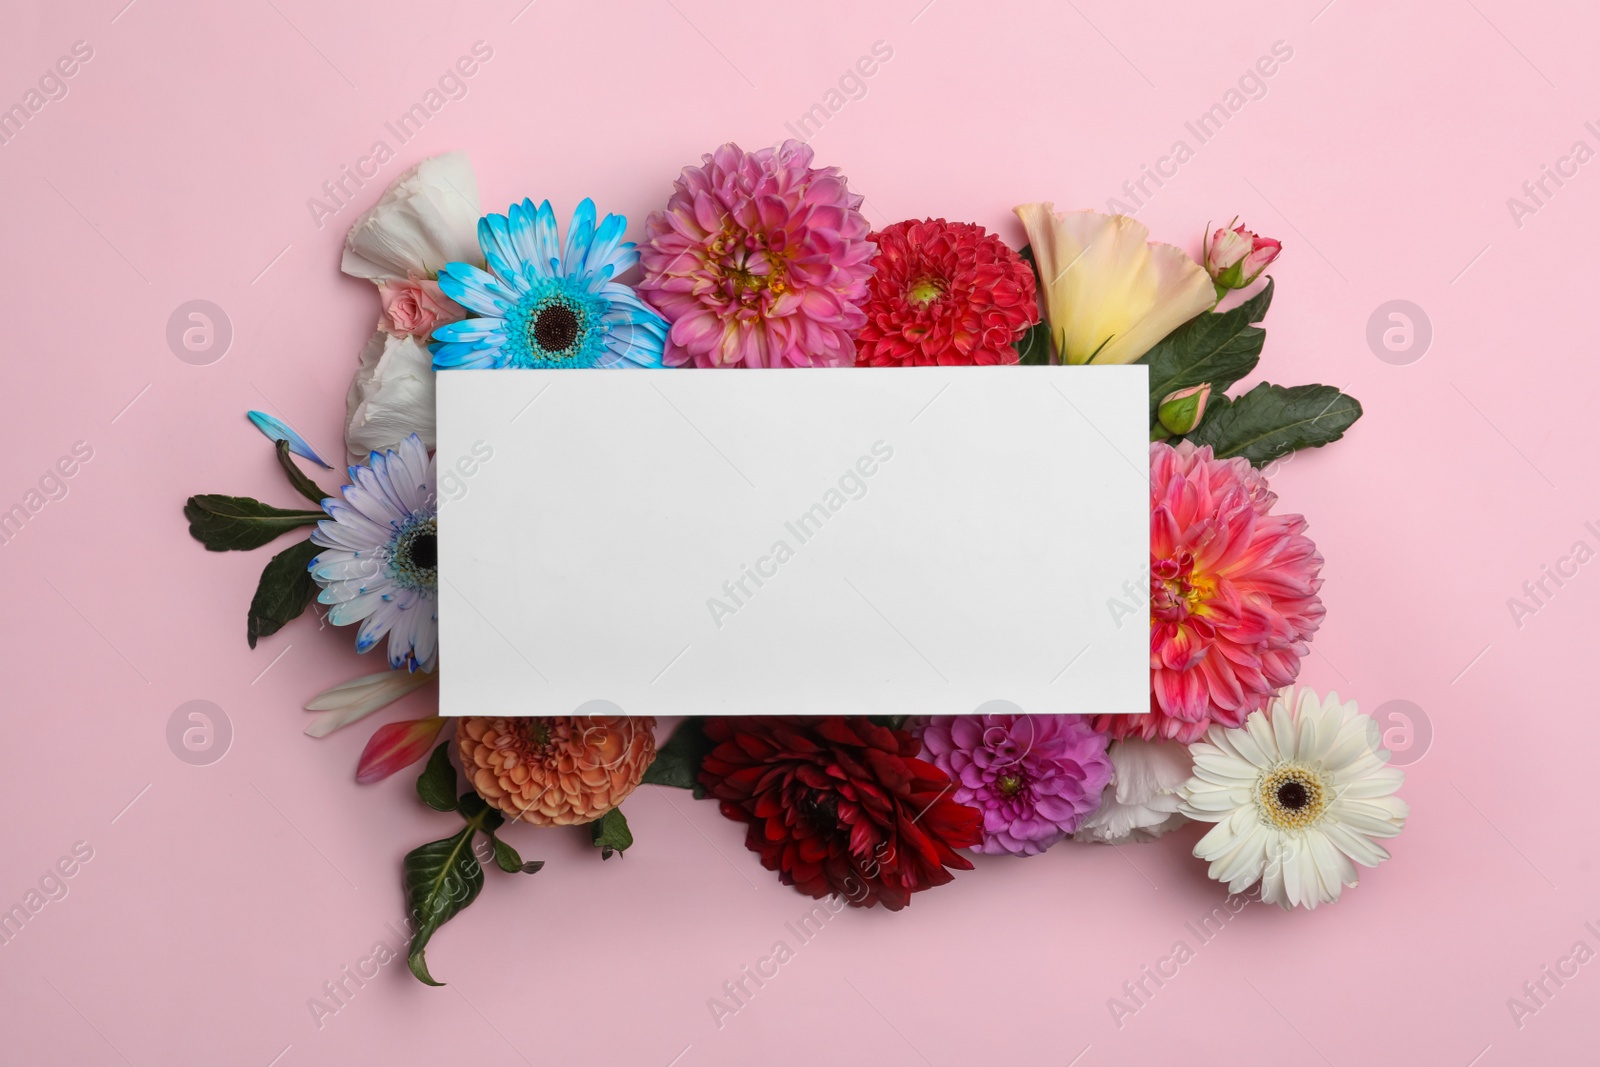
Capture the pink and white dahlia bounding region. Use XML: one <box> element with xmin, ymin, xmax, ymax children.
<box><xmin>638</xmin><ymin>140</ymin><xmax>876</xmax><ymax>368</ymax></box>
<box><xmin>1094</xmin><ymin>442</ymin><xmax>1325</xmax><ymax>743</ymax></box>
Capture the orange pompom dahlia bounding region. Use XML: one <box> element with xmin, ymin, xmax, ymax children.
<box><xmin>457</xmin><ymin>715</ymin><xmax>656</xmax><ymax>825</ymax></box>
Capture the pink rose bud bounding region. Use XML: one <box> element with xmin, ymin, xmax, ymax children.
<box><xmin>1156</xmin><ymin>383</ymin><xmax>1212</xmax><ymax>437</ymax></box>
<box><xmin>378</xmin><ymin>278</ymin><xmax>464</xmax><ymax>338</ymax></box>
<box><xmin>1204</xmin><ymin>221</ymin><xmax>1281</xmax><ymax>294</ymax></box>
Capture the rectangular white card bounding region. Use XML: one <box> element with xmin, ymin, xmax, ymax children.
<box><xmin>436</xmin><ymin>366</ymin><xmax>1148</xmax><ymax>718</ymax></box>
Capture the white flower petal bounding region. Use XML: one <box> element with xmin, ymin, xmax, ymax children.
<box><xmin>303</xmin><ymin>669</ymin><xmax>436</xmax><ymax>737</ymax></box>
<box><xmin>342</xmin><ymin>153</ymin><xmax>482</xmax><ymax>283</ymax></box>
<box><xmin>1321</xmin><ymin>821</ymin><xmax>1392</xmax><ymax>867</ymax></box>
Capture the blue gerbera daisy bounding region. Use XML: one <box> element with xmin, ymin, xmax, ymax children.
<box><xmin>430</xmin><ymin>198</ymin><xmax>667</xmax><ymax>370</ymax></box>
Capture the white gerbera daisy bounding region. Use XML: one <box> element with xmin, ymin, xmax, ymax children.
<box><xmin>309</xmin><ymin>433</ymin><xmax>438</xmax><ymax>673</ymax></box>
<box><xmin>1180</xmin><ymin>687</ymin><xmax>1408</xmax><ymax>910</ymax></box>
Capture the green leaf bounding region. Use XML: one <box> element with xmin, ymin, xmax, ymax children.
<box><xmin>488</xmin><ymin>834</ymin><xmax>545</xmax><ymax>874</ymax></box>
<box><xmin>589</xmin><ymin>808</ymin><xmax>633</xmax><ymax>859</ymax></box>
<box><xmin>416</xmin><ymin>743</ymin><xmax>458</xmax><ymax>812</ymax></box>
<box><xmin>1185</xmin><ymin>382</ymin><xmax>1363</xmax><ymax>466</ymax></box>
<box><xmin>184</xmin><ymin>494</ymin><xmax>325</xmax><ymax>552</ymax></box>
<box><xmin>641</xmin><ymin>717</ymin><xmax>713</xmax><ymax>798</ymax></box>
<box><xmin>402</xmin><ymin>821</ymin><xmax>487</xmax><ymax>986</ymax></box>
<box><xmin>275</xmin><ymin>439</ymin><xmax>331</xmax><ymax>505</ymax></box>
<box><xmin>246</xmin><ymin>538</ymin><xmax>320</xmax><ymax>649</ymax></box>
<box><xmin>457</xmin><ymin>790</ymin><xmax>504</xmax><ymax>831</ymax></box>
<box><xmin>1139</xmin><ymin>277</ymin><xmax>1274</xmax><ymax>423</ymax></box>
<box><xmin>1011</xmin><ymin>245</ymin><xmax>1053</xmax><ymax>366</ymax></box>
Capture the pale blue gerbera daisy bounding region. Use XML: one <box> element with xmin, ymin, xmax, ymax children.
<box><xmin>430</xmin><ymin>198</ymin><xmax>667</xmax><ymax>369</ymax></box>
<box><xmin>308</xmin><ymin>434</ymin><xmax>438</xmax><ymax>673</ymax></box>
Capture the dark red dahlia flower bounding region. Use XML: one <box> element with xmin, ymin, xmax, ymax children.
<box><xmin>698</xmin><ymin>717</ymin><xmax>982</xmax><ymax>910</ymax></box>
<box><xmin>853</xmin><ymin>218</ymin><xmax>1040</xmax><ymax>367</ymax></box>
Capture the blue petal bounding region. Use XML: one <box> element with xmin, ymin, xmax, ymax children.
<box><xmin>433</xmin><ymin>318</ymin><xmax>507</xmax><ymax>344</ymax></box>
<box><xmin>478</xmin><ymin>213</ymin><xmax>526</xmax><ymax>295</ymax></box>
<box><xmin>247</xmin><ymin>410</ymin><xmax>332</xmax><ymax>469</ymax></box>
<box><xmin>432</xmin><ymin>342</ymin><xmax>505</xmax><ymax>369</ymax></box>
<box><xmin>438</xmin><ymin>262</ymin><xmax>517</xmax><ymax>318</ymax></box>
<box><xmin>507</xmin><ymin>199</ymin><xmax>545</xmax><ymax>288</ymax></box>
<box><xmin>563</xmin><ymin>199</ymin><xmax>597</xmax><ymax>278</ymax></box>
<box><xmin>533</xmin><ymin>200</ymin><xmax>561</xmax><ymax>278</ymax></box>
<box><xmin>584</xmin><ymin>214</ymin><xmax>631</xmax><ymax>278</ymax></box>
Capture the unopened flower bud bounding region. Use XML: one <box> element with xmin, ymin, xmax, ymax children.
<box><xmin>1157</xmin><ymin>383</ymin><xmax>1211</xmax><ymax>437</ymax></box>
<box><xmin>1204</xmin><ymin>220</ymin><xmax>1281</xmax><ymax>296</ymax></box>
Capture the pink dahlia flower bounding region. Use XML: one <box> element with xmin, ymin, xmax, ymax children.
<box><xmin>1094</xmin><ymin>442</ymin><xmax>1325</xmax><ymax>743</ymax></box>
<box><xmin>917</xmin><ymin>712</ymin><xmax>1112</xmax><ymax>856</ymax></box>
<box><xmin>638</xmin><ymin>140</ymin><xmax>876</xmax><ymax>368</ymax></box>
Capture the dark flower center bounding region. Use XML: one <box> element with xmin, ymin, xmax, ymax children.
<box><xmin>406</xmin><ymin>532</ymin><xmax>437</xmax><ymax>571</ymax></box>
<box><xmin>1276</xmin><ymin>781</ymin><xmax>1310</xmax><ymax>810</ymax></box>
<box><xmin>532</xmin><ymin>303</ymin><xmax>580</xmax><ymax>354</ymax></box>
<box><xmin>801</xmin><ymin>791</ymin><xmax>839</xmax><ymax>832</ymax></box>
<box><xmin>997</xmin><ymin>774</ymin><xmax>1023</xmax><ymax>797</ymax></box>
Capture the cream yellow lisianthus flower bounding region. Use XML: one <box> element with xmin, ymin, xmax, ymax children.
<box><xmin>1015</xmin><ymin>203</ymin><xmax>1215</xmax><ymax>365</ymax></box>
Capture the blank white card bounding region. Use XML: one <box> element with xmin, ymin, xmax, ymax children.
<box><xmin>436</xmin><ymin>366</ymin><xmax>1148</xmax><ymax>718</ymax></box>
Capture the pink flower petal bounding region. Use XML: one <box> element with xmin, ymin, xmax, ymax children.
<box><xmin>355</xmin><ymin>716</ymin><xmax>446</xmax><ymax>784</ymax></box>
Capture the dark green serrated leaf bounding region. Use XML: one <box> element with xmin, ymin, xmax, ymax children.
<box><xmin>276</xmin><ymin>439</ymin><xmax>331</xmax><ymax>505</ymax></box>
<box><xmin>590</xmin><ymin>808</ymin><xmax>633</xmax><ymax>859</ymax></box>
<box><xmin>246</xmin><ymin>538</ymin><xmax>320</xmax><ymax>649</ymax></box>
<box><xmin>1185</xmin><ymin>382</ymin><xmax>1363</xmax><ymax>466</ymax></box>
<box><xmin>488</xmin><ymin>834</ymin><xmax>544</xmax><ymax>874</ymax></box>
<box><xmin>416</xmin><ymin>743</ymin><xmax>458</xmax><ymax>812</ymax></box>
<box><xmin>184</xmin><ymin>494</ymin><xmax>325</xmax><ymax>552</ymax></box>
<box><xmin>1012</xmin><ymin>245</ymin><xmax>1053</xmax><ymax>365</ymax></box>
<box><xmin>402</xmin><ymin>822</ymin><xmax>486</xmax><ymax>986</ymax></box>
<box><xmin>1138</xmin><ymin>277</ymin><xmax>1274</xmax><ymax>423</ymax></box>
<box><xmin>641</xmin><ymin>717</ymin><xmax>713</xmax><ymax>798</ymax></box>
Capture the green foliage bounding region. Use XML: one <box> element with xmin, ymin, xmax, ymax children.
<box><xmin>246</xmin><ymin>538</ymin><xmax>319</xmax><ymax>648</ymax></box>
<box><xmin>589</xmin><ymin>809</ymin><xmax>633</xmax><ymax>860</ymax></box>
<box><xmin>1139</xmin><ymin>278</ymin><xmax>1274</xmax><ymax>423</ymax></box>
<box><xmin>641</xmin><ymin>717</ymin><xmax>713</xmax><ymax>797</ymax></box>
<box><xmin>1185</xmin><ymin>382</ymin><xmax>1363</xmax><ymax>466</ymax></box>
<box><xmin>184</xmin><ymin>495</ymin><xmax>324</xmax><ymax>552</ymax></box>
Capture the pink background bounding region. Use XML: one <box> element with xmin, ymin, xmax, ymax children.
<box><xmin>2</xmin><ymin>0</ymin><xmax>1594</xmax><ymax>1063</ymax></box>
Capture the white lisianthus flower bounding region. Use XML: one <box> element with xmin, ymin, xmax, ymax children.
<box><xmin>342</xmin><ymin>152</ymin><xmax>482</xmax><ymax>283</ymax></box>
<box><xmin>1013</xmin><ymin>203</ymin><xmax>1213</xmax><ymax>364</ymax></box>
<box><xmin>1075</xmin><ymin>739</ymin><xmax>1192</xmax><ymax>843</ymax></box>
<box><xmin>1181</xmin><ymin>688</ymin><xmax>1409</xmax><ymax>910</ymax></box>
<box><xmin>345</xmin><ymin>329</ymin><xmax>435</xmax><ymax>463</ymax></box>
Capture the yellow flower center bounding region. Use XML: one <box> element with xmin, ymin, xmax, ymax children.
<box><xmin>1256</xmin><ymin>763</ymin><xmax>1328</xmax><ymax>830</ymax></box>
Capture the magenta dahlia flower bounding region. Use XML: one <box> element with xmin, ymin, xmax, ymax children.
<box><xmin>916</xmin><ymin>712</ymin><xmax>1112</xmax><ymax>856</ymax></box>
<box><xmin>1093</xmin><ymin>442</ymin><xmax>1325</xmax><ymax>743</ymax></box>
<box><xmin>637</xmin><ymin>140</ymin><xmax>876</xmax><ymax>368</ymax></box>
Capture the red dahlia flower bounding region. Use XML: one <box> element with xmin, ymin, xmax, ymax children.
<box><xmin>699</xmin><ymin>717</ymin><xmax>981</xmax><ymax>910</ymax></box>
<box><xmin>854</xmin><ymin>218</ymin><xmax>1039</xmax><ymax>366</ymax></box>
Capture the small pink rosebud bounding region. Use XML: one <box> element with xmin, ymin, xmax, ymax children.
<box><xmin>1156</xmin><ymin>383</ymin><xmax>1212</xmax><ymax>437</ymax></box>
<box><xmin>377</xmin><ymin>277</ymin><xmax>464</xmax><ymax>338</ymax></box>
<box><xmin>355</xmin><ymin>716</ymin><xmax>446</xmax><ymax>784</ymax></box>
<box><xmin>1204</xmin><ymin>221</ymin><xmax>1281</xmax><ymax>293</ymax></box>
